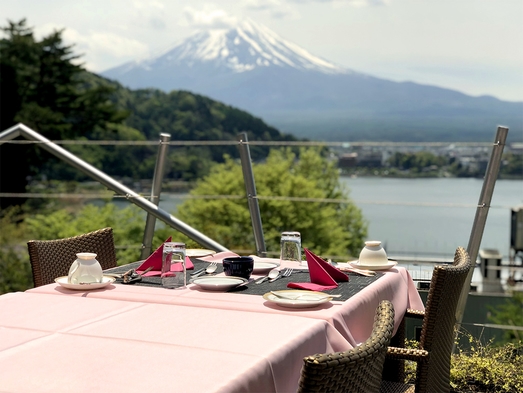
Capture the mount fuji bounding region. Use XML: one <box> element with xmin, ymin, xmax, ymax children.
<box><xmin>102</xmin><ymin>19</ymin><xmax>522</xmax><ymax>141</ymax></box>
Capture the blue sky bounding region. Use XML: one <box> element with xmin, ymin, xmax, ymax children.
<box><xmin>2</xmin><ymin>0</ymin><xmax>522</xmax><ymax>102</ymax></box>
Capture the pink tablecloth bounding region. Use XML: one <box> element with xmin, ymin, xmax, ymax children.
<box><xmin>0</xmin><ymin>291</ymin><xmax>351</xmax><ymax>393</ymax></box>
<box><xmin>28</xmin><ymin>266</ymin><xmax>424</xmax><ymax>347</ymax></box>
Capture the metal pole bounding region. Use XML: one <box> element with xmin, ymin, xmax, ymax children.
<box><xmin>140</xmin><ymin>133</ymin><xmax>171</xmax><ymax>259</ymax></box>
<box><xmin>0</xmin><ymin>123</ymin><xmax>228</xmax><ymax>252</ymax></box>
<box><xmin>455</xmin><ymin>126</ymin><xmax>508</xmax><ymax>328</ymax></box>
<box><xmin>237</xmin><ymin>133</ymin><xmax>266</xmax><ymax>256</ymax></box>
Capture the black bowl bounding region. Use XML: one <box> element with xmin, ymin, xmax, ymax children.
<box><xmin>222</xmin><ymin>256</ymin><xmax>254</xmax><ymax>280</ymax></box>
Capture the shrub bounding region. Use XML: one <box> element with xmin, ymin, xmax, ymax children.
<box><xmin>450</xmin><ymin>336</ymin><xmax>523</xmax><ymax>392</ymax></box>
<box><xmin>402</xmin><ymin>335</ymin><xmax>523</xmax><ymax>392</ymax></box>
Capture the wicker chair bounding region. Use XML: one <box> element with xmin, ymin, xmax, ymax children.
<box><xmin>298</xmin><ymin>300</ymin><xmax>395</xmax><ymax>393</ymax></box>
<box><xmin>27</xmin><ymin>227</ymin><xmax>117</xmax><ymax>287</ymax></box>
<box><xmin>381</xmin><ymin>246</ymin><xmax>472</xmax><ymax>393</ymax></box>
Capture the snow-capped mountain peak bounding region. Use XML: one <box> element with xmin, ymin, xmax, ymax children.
<box><xmin>114</xmin><ymin>18</ymin><xmax>348</xmax><ymax>75</ymax></box>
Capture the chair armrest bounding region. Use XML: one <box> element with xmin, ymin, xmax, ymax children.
<box><xmin>405</xmin><ymin>309</ymin><xmax>425</xmax><ymax>320</ymax></box>
<box><xmin>386</xmin><ymin>346</ymin><xmax>429</xmax><ymax>363</ymax></box>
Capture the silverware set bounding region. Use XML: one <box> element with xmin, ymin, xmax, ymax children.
<box><xmin>268</xmin><ymin>268</ymin><xmax>293</xmax><ymax>283</ymax></box>
<box><xmin>190</xmin><ymin>262</ymin><xmax>218</xmax><ymax>278</ymax></box>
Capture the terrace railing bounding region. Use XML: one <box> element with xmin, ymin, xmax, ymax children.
<box><xmin>0</xmin><ymin>123</ymin><xmax>512</xmax><ymax>330</ymax></box>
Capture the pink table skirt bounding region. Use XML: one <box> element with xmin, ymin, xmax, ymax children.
<box><xmin>0</xmin><ymin>292</ymin><xmax>351</xmax><ymax>393</ymax></box>
<box><xmin>28</xmin><ymin>266</ymin><xmax>424</xmax><ymax>347</ymax></box>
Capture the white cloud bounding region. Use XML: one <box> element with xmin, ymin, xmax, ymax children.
<box><xmin>87</xmin><ymin>32</ymin><xmax>149</xmax><ymax>58</ymax></box>
<box><xmin>242</xmin><ymin>0</ymin><xmax>299</xmax><ymax>19</ymax></box>
<box><xmin>243</xmin><ymin>0</ymin><xmax>283</xmax><ymax>10</ymax></box>
<box><xmin>45</xmin><ymin>27</ymin><xmax>149</xmax><ymax>71</ymax></box>
<box><xmin>133</xmin><ymin>0</ymin><xmax>165</xmax><ymax>10</ymax></box>
<box><xmin>288</xmin><ymin>0</ymin><xmax>389</xmax><ymax>5</ymax></box>
<box><xmin>181</xmin><ymin>6</ymin><xmax>239</xmax><ymax>29</ymax></box>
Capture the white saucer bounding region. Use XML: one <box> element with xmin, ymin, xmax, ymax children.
<box><xmin>263</xmin><ymin>290</ymin><xmax>332</xmax><ymax>308</ymax></box>
<box><xmin>186</xmin><ymin>249</ymin><xmax>216</xmax><ymax>258</ymax></box>
<box><xmin>55</xmin><ymin>276</ymin><xmax>115</xmax><ymax>290</ymax></box>
<box><xmin>349</xmin><ymin>260</ymin><xmax>398</xmax><ymax>271</ymax></box>
<box><xmin>190</xmin><ymin>276</ymin><xmax>247</xmax><ymax>291</ymax></box>
<box><xmin>253</xmin><ymin>261</ymin><xmax>280</xmax><ymax>274</ymax></box>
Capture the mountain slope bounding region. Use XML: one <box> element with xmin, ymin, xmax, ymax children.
<box><xmin>102</xmin><ymin>19</ymin><xmax>523</xmax><ymax>142</ymax></box>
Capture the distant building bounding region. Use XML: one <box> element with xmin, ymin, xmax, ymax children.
<box><xmin>357</xmin><ymin>151</ymin><xmax>383</xmax><ymax>168</ymax></box>
<box><xmin>338</xmin><ymin>153</ymin><xmax>358</xmax><ymax>168</ymax></box>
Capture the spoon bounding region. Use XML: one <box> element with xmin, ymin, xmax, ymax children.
<box><xmin>205</xmin><ymin>263</ymin><xmax>218</xmax><ymax>275</ymax></box>
<box><xmin>255</xmin><ymin>268</ymin><xmax>280</xmax><ymax>284</ymax></box>
<box><xmin>193</xmin><ymin>263</ymin><xmax>218</xmax><ymax>277</ymax></box>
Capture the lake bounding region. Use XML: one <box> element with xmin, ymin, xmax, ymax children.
<box><xmin>341</xmin><ymin>177</ymin><xmax>523</xmax><ymax>261</ymax></box>
<box><xmin>154</xmin><ymin>177</ymin><xmax>523</xmax><ymax>262</ymax></box>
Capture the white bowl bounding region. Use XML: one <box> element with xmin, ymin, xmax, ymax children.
<box><xmin>358</xmin><ymin>240</ymin><xmax>388</xmax><ymax>266</ymax></box>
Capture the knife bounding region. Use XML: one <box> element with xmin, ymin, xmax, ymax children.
<box><xmin>190</xmin><ymin>267</ymin><xmax>206</xmax><ymax>276</ymax></box>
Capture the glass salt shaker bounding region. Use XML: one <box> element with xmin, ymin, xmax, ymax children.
<box><xmin>280</xmin><ymin>231</ymin><xmax>302</xmax><ymax>265</ymax></box>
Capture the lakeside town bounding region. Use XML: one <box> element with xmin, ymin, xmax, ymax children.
<box><xmin>336</xmin><ymin>141</ymin><xmax>523</xmax><ymax>179</ymax></box>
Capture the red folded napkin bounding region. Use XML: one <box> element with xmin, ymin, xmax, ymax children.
<box><xmin>136</xmin><ymin>237</ymin><xmax>194</xmax><ymax>276</ymax></box>
<box><xmin>287</xmin><ymin>248</ymin><xmax>349</xmax><ymax>291</ymax></box>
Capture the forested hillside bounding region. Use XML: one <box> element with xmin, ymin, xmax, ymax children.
<box><xmin>0</xmin><ymin>19</ymin><xmax>298</xmax><ymax>209</ymax></box>
<box><xmin>85</xmin><ymin>72</ymin><xmax>299</xmax><ymax>180</ymax></box>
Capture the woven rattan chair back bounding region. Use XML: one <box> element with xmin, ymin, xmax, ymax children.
<box><xmin>298</xmin><ymin>300</ymin><xmax>395</xmax><ymax>393</ymax></box>
<box><xmin>417</xmin><ymin>246</ymin><xmax>471</xmax><ymax>393</ymax></box>
<box><xmin>27</xmin><ymin>227</ymin><xmax>117</xmax><ymax>287</ymax></box>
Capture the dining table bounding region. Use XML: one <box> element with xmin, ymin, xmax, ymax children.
<box><xmin>0</xmin><ymin>254</ymin><xmax>424</xmax><ymax>393</ymax></box>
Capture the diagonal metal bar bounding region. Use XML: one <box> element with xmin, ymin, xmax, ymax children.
<box><xmin>0</xmin><ymin>123</ymin><xmax>228</xmax><ymax>253</ymax></box>
<box><xmin>141</xmin><ymin>133</ymin><xmax>171</xmax><ymax>259</ymax></box>
<box><xmin>455</xmin><ymin>126</ymin><xmax>508</xmax><ymax>330</ymax></box>
<box><xmin>237</xmin><ymin>132</ymin><xmax>266</xmax><ymax>257</ymax></box>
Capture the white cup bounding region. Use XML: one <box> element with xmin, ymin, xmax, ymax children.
<box><xmin>358</xmin><ymin>241</ymin><xmax>388</xmax><ymax>266</ymax></box>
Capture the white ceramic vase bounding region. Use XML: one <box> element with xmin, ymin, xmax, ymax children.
<box><xmin>359</xmin><ymin>241</ymin><xmax>388</xmax><ymax>266</ymax></box>
<box><xmin>68</xmin><ymin>253</ymin><xmax>103</xmax><ymax>284</ymax></box>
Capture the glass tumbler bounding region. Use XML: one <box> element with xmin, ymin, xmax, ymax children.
<box><xmin>161</xmin><ymin>242</ymin><xmax>187</xmax><ymax>289</ymax></box>
<box><xmin>280</xmin><ymin>231</ymin><xmax>303</xmax><ymax>265</ymax></box>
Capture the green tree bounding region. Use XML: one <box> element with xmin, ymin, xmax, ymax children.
<box><xmin>0</xmin><ymin>207</ymin><xmax>33</xmax><ymax>294</ymax></box>
<box><xmin>488</xmin><ymin>291</ymin><xmax>523</xmax><ymax>343</ymax></box>
<box><xmin>0</xmin><ymin>19</ymin><xmax>127</xmax><ymax>208</ymax></box>
<box><xmin>500</xmin><ymin>153</ymin><xmax>523</xmax><ymax>177</ymax></box>
<box><xmin>24</xmin><ymin>203</ymin><xmax>146</xmax><ymax>265</ymax></box>
<box><xmin>176</xmin><ymin>148</ymin><xmax>367</xmax><ymax>257</ymax></box>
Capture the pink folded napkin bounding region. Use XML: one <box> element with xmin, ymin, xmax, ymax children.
<box><xmin>136</xmin><ymin>237</ymin><xmax>194</xmax><ymax>276</ymax></box>
<box><xmin>197</xmin><ymin>251</ymin><xmax>239</xmax><ymax>263</ymax></box>
<box><xmin>287</xmin><ymin>248</ymin><xmax>349</xmax><ymax>291</ymax></box>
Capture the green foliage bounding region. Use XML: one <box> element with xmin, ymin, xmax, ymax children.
<box><xmin>103</xmin><ymin>82</ymin><xmax>300</xmax><ymax>180</ymax></box>
<box><xmin>0</xmin><ymin>207</ymin><xmax>33</xmax><ymax>293</ymax></box>
<box><xmin>24</xmin><ymin>203</ymin><xmax>146</xmax><ymax>264</ymax></box>
<box><xmin>450</xmin><ymin>336</ymin><xmax>523</xmax><ymax>393</ymax></box>
<box><xmin>0</xmin><ymin>19</ymin><xmax>127</xmax><ymax>209</ymax></box>
<box><xmin>500</xmin><ymin>153</ymin><xmax>523</xmax><ymax>177</ymax></box>
<box><xmin>387</xmin><ymin>151</ymin><xmax>448</xmax><ymax>172</ymax></box>
<box><xmin>403</xmin><ymin>335</ymin><xmax>523</xmax><ymax>392</ymax></box>
<box><xmin>488</xmin><ymin>291</ymin><xmax>523</xmax><ymax>343</ymax></box>
<box><xmin>176</xmin><ymin>148</ymin><xmax>367</xmax><ymax>257</ymax></box>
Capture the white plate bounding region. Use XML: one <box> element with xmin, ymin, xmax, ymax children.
<box><xmin>190</xmin><ymin>276</ymin><xmax>247</xmax><ymax>291</ymax></box>
<box><xmin>349</xmin><ymin>260</ymin><xmax>398</xmax><ymax>271</ymax></box>
<box><xmin>252</xmin><ymin>261</ymin><xmax>280</xmax><ymax>274</ymax></box>
<box><xmin>186</xmin><ymin>249</ymin><xmax>216</xmax><ymax>258</ymax></box>
<box><xmin>55</xmin><ymin>276</ymin><xmax>115</xmax><ymax>290</ymax></box>
<box><xmin>263</xmin><ymin>290</ymin><xmax>333</xmax><ymax>308</ymax></box>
